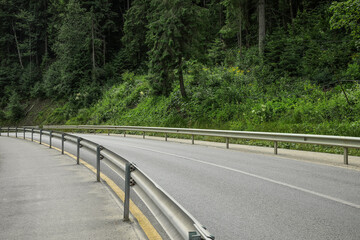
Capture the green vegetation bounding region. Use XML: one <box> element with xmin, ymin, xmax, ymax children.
<box><xmin>1</xmin><ymin>0</ymin><xmax>360</xmax><ymax>147</ymax></box>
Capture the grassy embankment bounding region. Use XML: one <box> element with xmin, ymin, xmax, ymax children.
<box><xmin>33</xmin><ymin>62</ymin><xmax>360</xmax><ymax>156</ymax></box>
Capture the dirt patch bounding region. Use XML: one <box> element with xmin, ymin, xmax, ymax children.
<box><xmin>19</xmin><ymin>99</ymin><xmax>56</xmax><ymax>126</ymax></box>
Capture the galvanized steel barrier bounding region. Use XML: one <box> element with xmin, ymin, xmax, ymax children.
<box><xmin>42</xmin><ymin>125</ymin><xmax>360</xmax><ymax>165</ymax></box>
<box><xmin>0</xmin><ymin>127</ymin><xmax>214</xmax><ymax>240</ymax></box>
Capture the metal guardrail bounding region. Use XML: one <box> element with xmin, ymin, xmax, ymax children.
<box><xmin>0</xmin><ymin>127</ymin><xmax>214</xmax><ymax>240</ymax></box>
<box><xmin>42</xmin><ymin>125</ymin><xmax>360</xmax><ymax>165</ymax></box>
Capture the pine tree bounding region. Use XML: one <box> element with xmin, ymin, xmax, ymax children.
<box><xmin>44</xmin><ymin>0</ymin><xmax>91</xmax><ymax>97</ymax></box>
<box><xmin>122</xmin><ymin>0</ymin><xmax>150</xmax><ymax>71</ymax></box>
<box><xmin>147</xmin><ymin>0</ymin><xmax>208</xmax><ymax>97</ymax></box>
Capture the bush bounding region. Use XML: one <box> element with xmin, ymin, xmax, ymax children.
<box><xmin>6</xmin><ymin>93</ymin><xmax>24</xmax><ymax>121</ymax></box>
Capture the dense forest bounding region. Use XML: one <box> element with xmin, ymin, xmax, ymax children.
<box><xmin>0</xmin><ymin>0</ymin><xmax>360</xmax><ymax>139</ymax></box>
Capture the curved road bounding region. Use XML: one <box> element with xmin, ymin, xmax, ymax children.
<box><xmin>11</xmin><ymin>132</ymin><xmax>360</xmax><ymax>239</ymax></box>
<box><xmin>75</xmin><ymin>134</ymin><xmax>360</xmax><ymax>240</ymax></box>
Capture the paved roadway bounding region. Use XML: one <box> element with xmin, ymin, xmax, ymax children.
<box><xmin>7</xmin><ymin>132</ymin><xmax>360</xmax><ymax>240</ymax></box>
<box><xmin>77</xmin><ymin>134</ymin><xmax>360</xmax><ymax>240</ymax></box>
<box><xmin>0</xmin><ymin>137</ymin><xmax>145</xmax><ymax>240</ymax></box>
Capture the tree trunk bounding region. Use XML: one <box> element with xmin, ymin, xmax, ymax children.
<box><xmin>258</xmin><ymin>0</ymin><xmax>266</xmax><ymax>55</ymax></box>
<box><xmin>29</xmin><ymin>25</ymin><xmax>32</xmax><ymax>78</ymax></box>
<box><xmin>103</xmin><ymin>35</ymin><xmax>106</xmax><ymax>66</ymax></box>
<box><xmin>178</xmin><ymin>57</ymin><xmax>186</xmax><ymax>98</ymax></box>
<box><xmin>12</xmin><ymin>22</ymin><xmax>24</xmax><ymax>69</ymax></box>
<box><xmin>238</xmin><ymin>12</ymin><xmax>242</xmax><ymax>50</ymax></box>
<box><xmin>245</xmin><ymin>1</ymin><xmax>250</xmax><ymax>48</ymax></box>
<box><xmin>219</xmin><ymin>4</ymin><xmax>223</xmax><ymax>33</ymax></box>
<box><xmin>289</xmin><ymin>0</ymin><xmax>294</xmax><ymax>22</ymax></box>
<box><xmin>44</xmin><ymin>0</ymin><xmax>48</xmax><ymax>56</ymax></box>
<box><xmin>45</xmin><ymin>32</ymin><xmax>48</xmax><ymax>56</ymax></box>
<box><xmin>91</xmin><ymin>18</ymin><xmax>96</xmax><ymax>70</ymax></box>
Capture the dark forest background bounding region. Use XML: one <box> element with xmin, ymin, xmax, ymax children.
<box><xmin>1</xmin><ymin>0</ymin><xmax>359</xmax><ymax>143</ymax></box>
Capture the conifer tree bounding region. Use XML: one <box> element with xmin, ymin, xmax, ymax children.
<box><xmin>147</xmin><ymin>0</ymin><xmax>207</xmax><ymax>97</ymax></box>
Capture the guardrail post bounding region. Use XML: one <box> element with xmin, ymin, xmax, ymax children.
<box><xmin>7</xmin><ymin>127</ymin><xmax>10</xmax><ymax>137</ymax></box>
<box><xmin>124</xmin><ymin>131</ymin><xmax>126</xmax><ymax>137</ymax></box>
<box><xmin>31</xmin><ymin>128</ymin><xmax>34</xmax><ymax>141</ymax></box>
<box><xmin>77</xmin><ymin>137</ymin><xmax>82</xmax><ymax>165</ymax></box>
<box><xmin>0</xmin><ymin>126</ymin><xmax>2</xmax><ymax>136</ymax></box>
<box><xmin>39</xmin><ymin>129</ymin><xmax>42</xmax><ymax>144</ymax></box>
<box><xmin>274</xmin><ymin>141</ymin><xmax>278</xmax><ymax>155</ymax></box>
<box><xmin>143</xmin><ymin>131</ymin><xmax>145</xmax><ymax>139</ymax></box>
<box><xmin>189</xmin><ymin>232</ymin><xmax>202</xmax><ymax>240</ymax></box>
<box><xmin>49</xmin><ymin>131</ymin><xmax>53</xmax><ymax>148</ymax></box>
<box><xmin>96</xmin><ymin>145</ymin><xmax>102</xmax><ymax>182</ymax></box>
<box><xmin>123</xmin><ymin>162</ymin><xmax>131</xmax><ymax>221</ymax></box>
<box><xmin>192</xmin><ymin>135</ymin><xmax>194</xmax><ymax>145</ymax></box>
<box><xmin>165</xmin><ymin>133</ymin><xmax>168</xmax><ymax>141</ymax></box>
<box><xmin>61</xmin><ymin>133</ymin><xmax>65</xmax><ymax>154</ymax></box>
<box><xmin>344</xmin><ymin>147</ymin><xmax>348</xmax><ymax>165</ymax></box>
<box><xmin>226</xmin><ymin>137</ymin><xmax>229</xmax><ymax>149</ymax></box>
<box><xmin>15</xmin><ymin>127</ymin><xmax>18</xmax><ymax>138</ymax></box>
<box><xmin>23</xmin><ymin>128</ymin><xmax>26</xmax><ymax>139</ymax></box>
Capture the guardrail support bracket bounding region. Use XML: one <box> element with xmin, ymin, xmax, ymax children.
<box><xmin>130</xmin><ymin>179</ymin><xmax>136</xmax><ymax>186</ymax></box>
<box><xmin>189</xmin><ymin>231</ymin><xmax>201</xmax><ymax>240</ymax></box>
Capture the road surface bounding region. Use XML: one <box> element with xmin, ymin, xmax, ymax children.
<box><xmin>8</xmin><ymin>132</ymin><xmax>360</xmax><ymax>239</ymax></box>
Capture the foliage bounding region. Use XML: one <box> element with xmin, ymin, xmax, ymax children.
<box><xmin>146</xmin><ymin>0</ymin><xmax>208</xmax><ymax>97</ymax></box>
<box><xmin>330</xmin><ymin>0</ymin><xmax>360</xmax><ymax>48</ymax></box>
<box><xmin>265</xmin><ymin>5</ymin><xmax>355</xmax><ymax>85</ymax></box>
<box><xmin>46</xmin><ymin>0</ymin><xmax>91</xmax><ymax>98</ymax></box>
<box><xmin>122</xmin><ymin>0</ymin><xmax>150</xmax><ymax>71</ymax></box>
<box><xmin>1</xmin><ymin>0</ymin><xmax>360</xmax><ymax>153</ymax></box>
<box><xmin>5</xmin><ymin>92</ymin><xmax>24</xmax><ymax>121</ymax></box>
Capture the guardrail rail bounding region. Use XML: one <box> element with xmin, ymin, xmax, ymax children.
<box><xmin>42</xmin><ymin>125</ymin><xmax>360</xmax><ymax>165</ymax></box>
<box><xmin>0</xmin><ymin>126</ymin><xmax>214</xmax><ymax>240</ymax></box>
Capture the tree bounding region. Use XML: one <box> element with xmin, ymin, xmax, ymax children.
<box><xmin>147</xmin><ymin>0</ymin><xmax>208</xmax><ymax>97</ymax></box>
<box><xmin>329</xmin><ymin>0</ymin><xmax>360</xmax><ymax>48</ymax></box>
<box><xmin>83</xmin><ymin>0</ymin><xmax>116</xmax><ymax>68</ymax></box>
<box><xmin>122</xmin><ymin>0</ymin><xmax>150</xmax><ymax>70</ymax></box>
<box><xmin>220</xmin><ymin>0</ymin><xmax>248</xmax><ymax>49</ymax></box>
<box><xmin>258</xmin><ymin>0</ymin><xmax>265</xmax><ymax>55</ymax></box>
<box><xmin>44</xmin><ymin>0</ymin><xmax>91</xmax><ymax>97</ymax></box>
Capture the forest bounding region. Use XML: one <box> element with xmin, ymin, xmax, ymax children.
<box><xmin>0</xmin><ymin>0</ymin><xmax>360</xmax><ymax>142</ymax></box>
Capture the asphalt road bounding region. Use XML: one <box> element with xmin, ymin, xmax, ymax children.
<box><xmin>13</xmin><ymin>132</ymin><xmax>360</xmax><ymax>239</ymax></box>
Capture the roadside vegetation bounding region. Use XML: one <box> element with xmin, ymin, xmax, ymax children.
<box><xmin>1</xmin><ymin>0</ymin><xmax>360</xmax><ymax>151</ymax></box>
